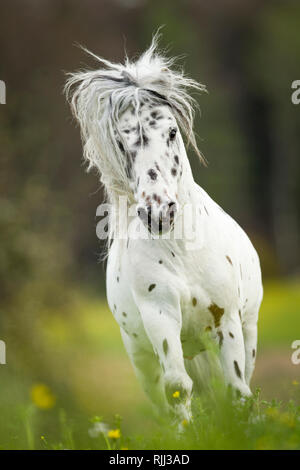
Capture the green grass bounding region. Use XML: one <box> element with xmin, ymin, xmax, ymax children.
<box><xmin>2</xmin><ymin>385</ymin><xmax>300</xmax><ymax>450</ymax></box>
<box><xmin>0</xmin><ymin>280</ymin><xmax>299</xmax><ymax>449</ymax></box>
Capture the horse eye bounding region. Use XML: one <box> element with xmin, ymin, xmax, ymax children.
<box><xmin>169</xmin><ymin>128</ymin><xmax>177</xmax><ymax>141</ymax></box>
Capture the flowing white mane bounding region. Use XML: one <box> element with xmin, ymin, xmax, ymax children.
<box><xmin>65</xmin><ymin>34</ymin><xmax>206</xmax><ymax>200</ymax></box>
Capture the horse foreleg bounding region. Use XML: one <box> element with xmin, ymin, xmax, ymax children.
<box><xmin>135</xmin><ymin>299</ymin><xmax>193</xmax><ymax>423</ymax></box>
<box><xmin>243</xmin><ymin>322</ymin><xmax>258</xmax><ymax>387</ymax></box>
<box><xmin>120</xmin><ymin>328</ymin><xmax>168</xmax><ymax>415</ymax></box>
<box><xmin>218</xmin><ymin>312</ymin><xmax>252</xmax><ymax>397</ymax></box>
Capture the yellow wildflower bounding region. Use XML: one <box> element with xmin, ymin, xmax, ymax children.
<box><xmin>172</xmin><ymin>390</ymin><xmax>180</xmax><ymax>398</ymax></box>
<box><xmin>181</xmin><ymin>419</ymin><xmax>188</xmax><ymax>427</ymax></box>
<box><xmin>30</xmin><ymin>384</ymin><xmax>56</xmax><ymax>410</ymax></box>
<box><xmin>108</xmin><ymin>429</ymin><xmax>121</xmax><ymax>439</ymax></box>
<box><xmin>292</xmin><ymin>380</ymin><xmax>299</xmax><ymax>386</ymax></box>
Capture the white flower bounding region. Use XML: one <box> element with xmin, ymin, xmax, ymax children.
<box><xmin>88</xmin><ymin>422</ymin><xmax>110</xmax><ymax>438</ymax></box>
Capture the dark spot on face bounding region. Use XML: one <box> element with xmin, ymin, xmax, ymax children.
<box><xmin>148</xmin><ymin>169</ymin><xmax>157</xmax><ymax>181</ymax></box>
<box><xmin>229</xmin><ymin>332</ymin><xmax>234</xmax><ymax>338</ymax></box>
<box><xmin>163</xmin><ymin>338</ymin><xmax>168</xmax><ymax>356</ymax></box>
<box><xmin>171</xmin><ymin>251</ymin><xmax>175</xmax><ymax>257</ymax></box>
<box><xmin>192</xmin><ymin>297</ymin><xmax>197</xmax><ymax>307</ymax></box>
<box><xmin>133</xmin><ymin>333</ymin><xmax>138</xmax><ymax>338</ymax></box>
<box><xmin>151</xmin><ymin>111</ymin><xmax>158</xmax><ymax>119</ymax></box>
<box><xmin>114</xmin><ymin>304</ymin><xmax>116</xmax><ymax>311</ymax></box>
<box><xmin>234</xmin><ymin>360</ymin><xmax>242</xmax><ymax>379</ymax></box>
<box><xmin>208</xmin><ymin>303</ymin><xmax>225</xmax><ymax>328</ymax></box>
<box><xmin>226</xmin><ymin>255</ymin><xmax>233</xmax><ymax>265</ymax></box>
<box><xmin>148</xmin><ymin>284</ymin><xmax>156</xmax><ymax>292</ymax></box>
<box><xmin>238</xmin><ymin>309</ymin><xmax>242</xmax><ymax>320</ymax></box>
<box><xmin>174</xmin><ymin>155</ymin><xmax>179</xmax><ymax>165</ymax></box>
<box><xmin>117</xmin><ymin>277</ymin><xmax>119</xmax><ymax>282</ymax></box>
<box><xmin>159</xmin><ymin>310</ymin><xmax>162</xmax><ymax>314</ymax></box>
<box><xmin>252</xmin><ymin>349</ymin><xmax>256</xmax><ymax>358</ymax></box>
<box><xmin>122</xmin><ymin>312</ymin><xmax>127</xmax><ymax>317</ymax></box>
<box><xmin>204</xmin><ymin>206</ymin><xmax>209</xmax><ymax>216</ymax></box>
<box><xmin>149</xmin><ymin>120</ymin><xmax>156</xmax><ymax>126</ymax></box>
<box><xmin>159</xmin><ymin>260</ymin><xmax>163</xmax><ymax>264</ymax></box>
<box><xmin>218</xmin><ymin>331</ymin><xmax>224</xmax><ymax>347</ymax></box>
<box><xmin>135</xmin><ymin>132</ymin><xmax>149</xmax><ymax>147</ymax></box>
<box><xmin>171</xmin><ymin>168</ymin><xmax>177</xmax><ymax>177</ymax></box>
<box><xmin>155</xmin><ymin>163</ymin><xmax>160</xmax><ymax>172</ymax></box>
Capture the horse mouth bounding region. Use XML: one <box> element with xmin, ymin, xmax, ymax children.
<box><xmin>149</xmin><ymin>219</ymin><xmax>175</xmax><ymax>236</ymax></box>
<box><xmin>137</xmin><ymin>206</ymin><xmax>176</xmax><ymax>236</ymax></box>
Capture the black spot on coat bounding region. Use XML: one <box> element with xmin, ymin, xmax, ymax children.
<box><xmin>148</xmin><ymin>169</ymin><xmax>157</xmax><ymax>181</ymax></box>
<box><xmin>218</xmin><ymin>331</ymin><xmax>224</xmax><ymax>347</ymax></box>
<box><xmin>234</xmin><ymin>360</ymin><xmax>242</xmax><ymax>379</ymax></box>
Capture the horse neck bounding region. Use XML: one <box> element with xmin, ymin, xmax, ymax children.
<box><xmin>177</xmin><ymin>152</ymin><xmax>198</xmax><ymax>206</ymax></box>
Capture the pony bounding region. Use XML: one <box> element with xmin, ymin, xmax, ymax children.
<box><xmin>65</xmin><ymin>34</ymin><xmax>263</xmax><ymax>424</ymax></box>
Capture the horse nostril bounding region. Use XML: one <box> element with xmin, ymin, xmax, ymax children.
<box><xmin>168</xmin><ymin>202</ymin><xmax>176</xmax><ymax>212</ymax></box>
<box><xmin>167</xmin><ymin>201</ymin><xmax>177</xmax><ymax>221</ymax></box>
<box><xmin>137</xmin><ymin>206</ymin><xmax>147</xmax><ymax>221</ymax></box>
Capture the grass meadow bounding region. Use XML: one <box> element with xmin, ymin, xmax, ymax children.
<box><xmin>0</xmin><ymin>280</ymin><xmax>299</xmax><ymax>450</ymax></box>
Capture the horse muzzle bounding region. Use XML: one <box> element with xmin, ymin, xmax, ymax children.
<box><xmin>137</xmin><ymin>201</ymin><xmax>178</xmax><ymax>235</ymax></box>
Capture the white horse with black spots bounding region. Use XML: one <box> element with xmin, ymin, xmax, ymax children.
<box><xmin>65</xmin><ymin>36</ymin><xmax>263</xmax><ymax>424</ymax></box>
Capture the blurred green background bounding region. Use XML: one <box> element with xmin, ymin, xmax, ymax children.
<box><xmin>0</xmin><ymin>0</ymin><xmax>299</xmax><ymax>449</ymax></box>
